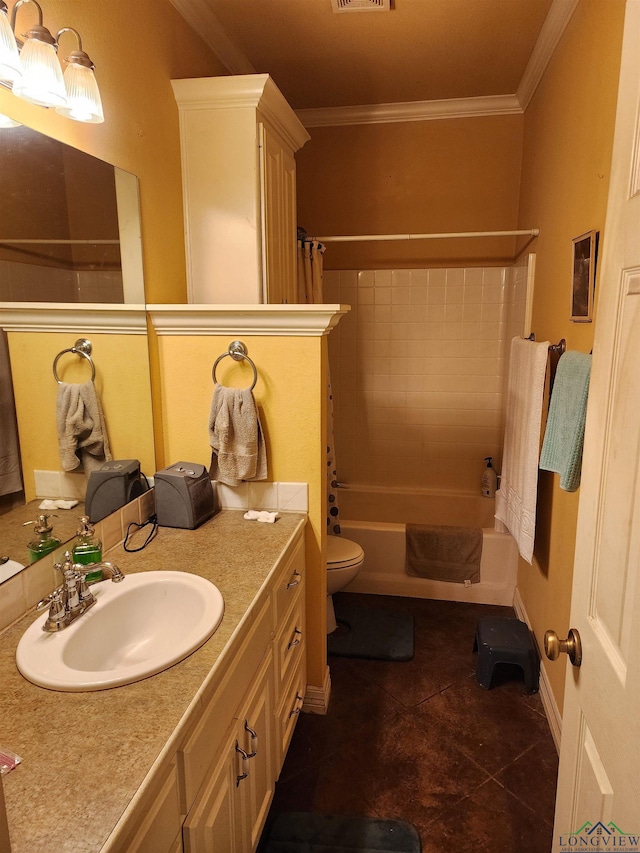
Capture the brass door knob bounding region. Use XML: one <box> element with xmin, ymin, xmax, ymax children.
<box><xmin>544</xmin><ymin>628</ymin><xmax>582</xmax><ymax>667</ymax></box>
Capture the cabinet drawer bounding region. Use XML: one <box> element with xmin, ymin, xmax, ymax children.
<box><xmin>272</xmin><ymin>537</ymin><xmax>304</xmax><ymax>627</ymax></box>
<box><xmin>179</xmin><ymin>596</ymin><xmax>273</xmax><ymax>812</ymax></box>
<box><xmin>274</xmin><ymin>597</ymin><xmax>305</xmax><ymax>700</ymax></box>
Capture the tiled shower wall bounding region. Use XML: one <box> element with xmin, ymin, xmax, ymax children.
<box><xmin>325</xmin><ymin>259</ymin><xmax>529</xmax><ymax>494</ymax></box>
<box><xmin>0</xmin><ymin>259</ymin><xmax>124</xmax><ymax>303</ymax></box>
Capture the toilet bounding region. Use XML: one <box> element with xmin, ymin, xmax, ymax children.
<box><xmin>326</xmin><ymin>535</ymin><xmax>365</xmax><ymax>633</ymax></box>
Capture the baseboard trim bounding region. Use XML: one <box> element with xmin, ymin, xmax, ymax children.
<box><xmin>302</xmin><ymin>665</ymin><xmax>331</xmax><ymax>715</ymax></box>
<box><xmin>513</xmin><ymin>587</ymin><xmax>562</xmax><ymax>753</ymax></box>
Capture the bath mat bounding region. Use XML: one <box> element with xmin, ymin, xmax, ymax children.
<box><xmin>328</xmin><ymin>598</ymin><xmax>414</xmax><ymax>661</ymax></box>
<box><xmin>261</xmin><ymin>812</ymin><xmax>421</xmax><ymax>852</ymax></box>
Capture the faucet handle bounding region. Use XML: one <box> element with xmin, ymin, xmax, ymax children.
<box><xmin>36</xmin><ymin>587</ymin><xmax>63</xmax><ymax>612</ymax></box>
<box><xmin>41</xmin><ymin>589</ymin><xmax>67</xmax><ymax>631</ymax></box>
<box><xmin>54</xmin><ymin>551</ymin><xmax>77</xmax><ymax>579</ymax></box>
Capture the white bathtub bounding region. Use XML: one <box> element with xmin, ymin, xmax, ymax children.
<box><xmin>339</xmin><ymin>487</ymin><xmax>518</xmax><ymax>606</ymax></box>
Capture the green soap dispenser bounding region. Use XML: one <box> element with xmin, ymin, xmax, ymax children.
<box><xmin>72</xmin><ymin>515</ymin><xmax>103</xmax><ymax>583</ymax></box>
<box><xmin>23</xmin><ymin>514</ymin><xmax>62</xmax><ymax>562</ymax></box>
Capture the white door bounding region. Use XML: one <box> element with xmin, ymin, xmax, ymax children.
<box><xmin>551</xmin><ymin>2</ymin><xmax>640</xmax><ymax>848</ymax></box>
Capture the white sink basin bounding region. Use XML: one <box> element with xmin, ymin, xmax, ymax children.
<box><xmin>16</xmin><ymin>571</ymin><xmax>224</xmax><ymax>692</ymax></box>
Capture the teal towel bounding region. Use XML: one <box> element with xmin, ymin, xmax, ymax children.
<box><xmin>540</xmin><ymin>351</ymin><xmax>592</xmax><ymax>492</ymax></box>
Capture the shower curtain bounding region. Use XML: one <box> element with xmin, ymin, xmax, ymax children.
<box><xmin>0</xmin><ymin>330</ymin><xmax>23</xmax><ymax>497</ymax></box>
<box><xmin>297</xmin><ymin>237</ymin><xmax>341</xmax><ymax>535</ymax></box>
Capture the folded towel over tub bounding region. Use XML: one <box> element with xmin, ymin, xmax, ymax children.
<box><xmin>406</xmin><ymin>524</ymin><xmax>483</xmax><ymax>584</ymax></box>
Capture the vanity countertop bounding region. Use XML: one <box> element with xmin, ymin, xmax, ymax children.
<box><xmin>0</xmin><ymin>509</ymin><xmax>306</xmax><ymax>853</ymax></box>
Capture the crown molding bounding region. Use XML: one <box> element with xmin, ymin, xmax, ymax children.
<box><xmin>0</xmin><ymin>303</ymin><xmax>148</xmax><ymax>334</ymax></box>
<box><xmin>172</xmin><ymin>74</ymin><xmax>310</xmax><ymax>152</ymax></box>
<box><xmin>147</xmin><ymin>304</ymin><xmax>349</xmax><ymax>336</ymax></box>
<box><xmin>296</xmin><ymin>94</ymin><xmax>523</xmax><ymax>128</ymax></box>
<box><xmin>168</xmin><ymin>0</ymin><xmax>255</xmax><ymax>75</ymax></box>
<box><xmin>517</xmin><ymin>0</ymin><xmax>580</xmax><ymax>111</ymax></box>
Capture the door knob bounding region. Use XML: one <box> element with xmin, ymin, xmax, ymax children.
<box><xmin>544</xmin><ymin>628</ymin><xmax>582</xmax><ymax>667</ymax></box>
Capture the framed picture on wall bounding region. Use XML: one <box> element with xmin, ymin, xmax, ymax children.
<box><xmin>570</xmin><ymin>230</ymin><xmax>598</xmax><ymax>322</ymax></box>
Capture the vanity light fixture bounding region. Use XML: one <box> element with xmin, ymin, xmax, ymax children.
<box><xmin>0</xmin><ymin>0</ymin><xmax>21</xmax><ymax>83</ymax></box>
<box><xmin>0</xmin><ymin>0</ymin><xmax>104</xmax><ymax>123</ymax></box>
<box><xmin>54</xmin><ymin>28</ymin><xmax>103</xmax><ymax>123</ymax></box>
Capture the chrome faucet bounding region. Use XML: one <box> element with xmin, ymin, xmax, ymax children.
<box><xmin>36</xmin><ymin>551</ymin><xmax>125</xmax><ymax>633</ymax></box>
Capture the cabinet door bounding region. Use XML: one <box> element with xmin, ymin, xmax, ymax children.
<box><xmin>184</xmin><ymin>653</ymin><xmax>276</xmax><ymax>853</ymax></box>
<box><xmin>236</xmin><ymin>650</ymin><xmax>276</xmax><ymax>852</ymax></box>
<box><xmin>183</xmin><ymin>724</ymin><xmax>243</xmax><ymax>853</ymax></box>
<box><xmin>259</xmin><ymin>122</ymin><xmax>298</xmax><ymax>304</ymax></box>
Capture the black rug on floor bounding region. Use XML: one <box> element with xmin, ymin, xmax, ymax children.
<box><xmin>261</xmin><ymin>812</ymin><xmax>421</xmax><ymax>852</ymax></box>
<box><xmin>327</xmin><ymin>599</ymin><xmax>414</xmax><ymax>662</ymax></box>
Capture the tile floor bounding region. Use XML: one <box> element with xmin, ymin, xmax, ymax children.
<box><xmin>262</xmin><ymin>592</ymin><xmax>559</xmax><ymax>852</ymax></box>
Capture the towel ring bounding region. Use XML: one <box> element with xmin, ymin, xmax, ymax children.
<box><xmin>53</xmin><ymin>338</ymin><xmax>96</xmax><ymax>384</ymax></box>
<box><xmin>212</xmin><ymin>341</ymin><xmax>258</xmax><ymax>391</ymax></box>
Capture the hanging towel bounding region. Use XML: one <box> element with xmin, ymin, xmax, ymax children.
<box><xmin>0</xmin><ymin>330</ymin><xmax>23</xmax><ymax>497</ymax></box>
<box><xmin>406</xmin><ymin>524</ymin><xmax>482</xmax><ymax>583</ymax></box>
<box><xmin>495</xmin><ymin>336</ymin><xmax>549</xmax><ymax>564</ymax></box>
<box><xmin>539</xmin><ymin>351</ymin><xmax>592</xmax><ymax>492</ymax></box>
<box><xmin>56</xmin><ymin>381</ymin><xmax>112</xmax><ymax>474</ymax></box>
<box><xmin>209</xmin><ymin>385</ymin><xmax>267</xmax><ymax>486</ymax></box>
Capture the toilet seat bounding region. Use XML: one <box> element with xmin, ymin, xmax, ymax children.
<box><xmin>326</xmin><ymin>535</ymin><xmax>364</xmax><ymax>570</ymax></box>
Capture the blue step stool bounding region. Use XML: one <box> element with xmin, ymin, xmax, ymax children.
<box><xmin>473</xmin><ymin>616</ymin><xmax>539</xmax><ymax>694</ymax></box>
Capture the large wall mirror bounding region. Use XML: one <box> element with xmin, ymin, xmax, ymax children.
<box><xmin>0</xmin><ymin>126</ymin><xmax>144</xmax><ymax>304</ymax></box>
<box><xmin>0</xmin><ymin>125</ymin><xmax>154</xmax><ymax>573</ymax></box>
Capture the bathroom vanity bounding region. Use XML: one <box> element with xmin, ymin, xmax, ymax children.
<box><xmin>0</xmin><ymin>509</ymin><xmax>307</xmax><ymax>853</ymax></box>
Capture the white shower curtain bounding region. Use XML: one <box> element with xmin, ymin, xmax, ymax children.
<box><xmin>297</xmin><ymin>239</ymin><xmax>325</xmax><ymax>304</ymax></box>
<box><xmin>297</xmin><ymin>238</ymin><xmax>341</xmax><ymax>535</ymax></box>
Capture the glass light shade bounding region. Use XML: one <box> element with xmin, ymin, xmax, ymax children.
<box><xmin>0</xmin><ymin>110</ymin><xmax>20</xmax><ymax>127</ymax></box>
<box><xmin>0</xmin><ymin>8</ymin><xmax>21</xmax><ymax>83</ymax></box>
<box><xmin>12</xmin><ymin>35</ymin><xmax>66</xmax><ymax>107</ymax></box>
<box><xmin>56</xmin><ymin>61</ymin><xmax>103</xmax><ymax>122</ymax></box>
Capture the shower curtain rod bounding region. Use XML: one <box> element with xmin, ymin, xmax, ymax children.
<box><xmin>314</xmin><ymin>228</ymin><xmax>540</xmax><ymax>243</ymax></box>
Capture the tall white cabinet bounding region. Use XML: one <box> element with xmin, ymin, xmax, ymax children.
<box><xmin>172</xmin><ymin>75</ymin><xmax>310</xmax><ymax>304</ymax></box>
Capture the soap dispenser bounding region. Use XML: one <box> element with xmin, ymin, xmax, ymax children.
<box><xmin>72</xmin><ymin>516</ymin><xmax>103</xmax><ymax>583</ymax></box>
<box><xmin>23</xmin><ymin>514</ymin><xmax>62</xmax><ymax>562</ymax></box>
<box><xmin>481</xmin><ymin>457</ymin><xmax>497</xmax><ymax>498</ymax></box>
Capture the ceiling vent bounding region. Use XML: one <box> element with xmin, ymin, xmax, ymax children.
<box><xmin>331</xmin><ymin>0</ymin><xmax>391</xmax><ymax>12</ymax></box>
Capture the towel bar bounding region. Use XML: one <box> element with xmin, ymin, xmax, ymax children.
<box><xmin>526</xmin><ymin>333</ymin><xmax>566</xmax><ymax>355</ymax></box>
<box><xmin>52</xmin><ymin>338</ymin><xmax>96</xmax><ymax>384</ymax></box>
<box><xmin>212</xmin><ymin>340</ymin><xmax>258</xmax><ymax>391</ymax></box>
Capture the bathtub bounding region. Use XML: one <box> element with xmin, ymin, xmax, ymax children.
<box><xmin>338</xmin><ymin>486</ymin><xmax>518</xmax><ymax>606</ymax></box>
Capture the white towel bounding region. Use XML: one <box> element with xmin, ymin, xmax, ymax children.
<box><xmin>495</xmin><ymin>337</ymin><xmax>549</xmax><ymax>563</ymax></box>
<box><xmin>209</xmin><ymin>385</ymin><xmax>267</xmax><ymax>486</ymax></box>
<box><xmin>244</xmin><ymin>510</ymin><xmax>279</xmax><ymax>523</ymax></box>
<box><xmin>56</xmin><ymin>381</ymin><xmax>112</xmax><ymax>475</ymax></box>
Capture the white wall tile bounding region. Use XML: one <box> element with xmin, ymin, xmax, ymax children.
<box><xmin>328</xmin><ymin>261</ymin><xmax>530</xmax><ymax>496</ymax></box>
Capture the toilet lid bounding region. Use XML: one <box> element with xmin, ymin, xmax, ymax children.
<box><xmin>326</xmin><ymin>535</ymin><xmax>364</xmax><ymax>569</ymax></box>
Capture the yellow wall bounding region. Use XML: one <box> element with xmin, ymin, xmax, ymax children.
<box><xmin>0</xmin><ymin>0</ymin><xmax>227</xmax><ymax>304</ymax></box>
<box><xmin>296</xmin><ymin>115</ymin><xmax>525</xmax><ymax>269</ymax></box>
<box><xmin>153</xmin><ymin>332</ymin><xmax>328</xmax><ymax>689</ymax></box>
<box><xmin>7</xmin><ymin>330</ymin><xmax>155</xmax><ymax>500</ymax></box>
<box><xmin>516</xmin><ymin>0</ymin><xmax>626</xmax><ymax>714</ymax></box>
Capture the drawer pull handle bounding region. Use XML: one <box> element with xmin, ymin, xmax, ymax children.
<box><xmin>287</xmin><ymin>628</ymin><xmax>302</xmax><ymax>650</ymax></box>
<box><xmin>289</xmin><ymin>692</ymin><xmax>304</xmax><ymax>718</ymax></box>
<box><xmin>286</xmin><ymin>570</ymin><xmax>301</xmax><ymax>590</ymax></box>
<box><xmin>244</xmin><ymin>720</ymin><xmax>258</xmax><ymax>758</ymax></box>
<box><xmin>235</xmin><ymin>741</ymin><xmax>249</xmax><ymax>786</ymax></box>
